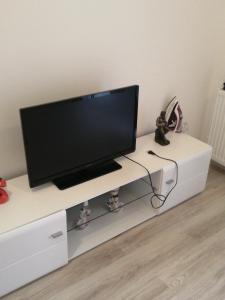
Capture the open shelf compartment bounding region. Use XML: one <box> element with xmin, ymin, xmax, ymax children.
<box><xmin>67</xmin><ymin>174</ymin><xmax>160</xmax><ymax>260</ymax></box>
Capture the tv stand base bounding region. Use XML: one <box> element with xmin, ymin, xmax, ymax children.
<box><xmin>0</xmin><ymin>133</ymin><xmax>212</xmax><ymax>297</ymax></box>
<box><xmin>53</xmin><ymin>160</ymin><xmax>122</xmax><ymax>190</ymax></box>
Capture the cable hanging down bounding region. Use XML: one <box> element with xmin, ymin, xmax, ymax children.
<box><xmin>123</xmin><ymin>151</ymin><xmax>178</xmax><ymax>209</ymax></box>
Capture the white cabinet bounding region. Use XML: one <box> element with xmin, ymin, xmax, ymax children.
<box><xmin>0</xmin><ymin>210</ymin><xmax>68</xmax><ymax>297</ymax></box>
<box><xmin>0</xmin><ymin>133</ymin><xmax>212</xmax><ymax>297</ymax></box>
<box><xmin>158</xmin><ymin>149</ymin><xmax>212</xmax><ymax>213</ymax></box>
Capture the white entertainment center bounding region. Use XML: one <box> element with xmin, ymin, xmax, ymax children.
<box><xmin>0</xmin><ymin>132</ymin><xmax>212</xmax><ymax>297</ymax></box>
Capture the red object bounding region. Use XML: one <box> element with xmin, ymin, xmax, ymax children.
<box><xmin>0</xmin><ymin>188</ymin><xmax>8</xmax><ymax>204</ymax></box>
<box><xmin>0</xmin><ymin>178</ymin><xmax>6</xmax><ymax>188</ymax></box>
<box><xmin>0</xmin><ymin>178</ymin><xmax>9</xmax><ymax>204</ymax></box>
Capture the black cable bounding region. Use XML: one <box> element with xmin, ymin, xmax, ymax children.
<box><xmin>123</xmin><ymin>151</ymin><xmax>178</xmax><ymax>209</ymax></box>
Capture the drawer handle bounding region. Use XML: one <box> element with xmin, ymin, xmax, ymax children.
<box><xmin>50</xmin><ymin>231</ymin><xmax>63</xmax><ymax>239</ymax></box>
<box><xmin>166</xmin><ymin>179</ymin><xmax>174</xmax><ymax>185</ymax></box>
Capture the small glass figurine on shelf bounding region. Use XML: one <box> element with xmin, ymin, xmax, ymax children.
<box><xmin>155</xmin><ymin>111</ymin><xmax>170</xmax><ymax>146</ymax></box>
<box><xmin>106</xmin><ymin>188</ymin><xmax>123</xmax><ymax>212</ymax></box>
<box><xmin>75</xmin><ymin>201</ymin><xmax>91</xmax><ymax>229</ymax></box>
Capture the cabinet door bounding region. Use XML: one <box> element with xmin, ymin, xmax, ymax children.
<box><xmin>157</xmin><ymin>150</ymin><xmax>211</xmax><ymax>213</ymax></box>
<box><xmin>0</xmin><ymin>210</ymin><xmax>68</xmax><ymax>297</ymax></box>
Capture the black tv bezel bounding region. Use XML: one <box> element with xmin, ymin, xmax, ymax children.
<box><xmin>20</xmin><ymin>85</ymin><xmax>139</xmax><ymax>188</ymax></box>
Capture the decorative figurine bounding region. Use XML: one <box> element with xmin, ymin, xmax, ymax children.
<box><xmin>76</xmin><ymin>201</ymin><xmax>91</xmax><ymax>229</ymax></box>
<box><xmin>106</xmin><ymin>188</ymin><xmax>123</xmax><ymax>212</ymax></box>
<box><xmin>155</xmin><ymin>111</ymin><xmax>170</xmax><ymax>146</ymax></box>
<box><xmin>0</xmin><ymin>178</ymin><xmax>8</xmax><ymax>204</ymax></box>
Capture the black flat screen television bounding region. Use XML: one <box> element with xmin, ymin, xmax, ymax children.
<box><xmin>20</xmin><ymin>85</ymin><xmax>139</xmax><ymax>189</ymax></box>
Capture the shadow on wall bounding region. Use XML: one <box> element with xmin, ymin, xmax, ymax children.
<box><xmin>2</xmin><ymin>77</ymin><xmax>105</xmax><ymax>180</ymax></box>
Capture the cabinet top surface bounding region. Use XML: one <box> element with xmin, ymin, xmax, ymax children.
<box><xmin>0</xmin><ymin>133</ymin><xmax>211</xmax><ymax>235</ymax></box>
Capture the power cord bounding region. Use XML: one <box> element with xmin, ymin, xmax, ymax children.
<box><xmin>123</xmin><ymin>151</ymin><xmax>178</xmax><ymax>209</ymax></box>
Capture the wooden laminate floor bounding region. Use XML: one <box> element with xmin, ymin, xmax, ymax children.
<box><xmin>3</xmin><ymin>165</ymin><xmax>225</xmax><ymax>300</ymax></box>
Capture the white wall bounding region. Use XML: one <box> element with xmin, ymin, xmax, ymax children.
<box><xmin>0</xmin><ymin>0</ymin><xmax>219</xmax><ymax>179</ymax></box>
<box><xmin>201</xmin><ymin>1</ymin><xmax>225</xmax><ymax>142</ymax></box>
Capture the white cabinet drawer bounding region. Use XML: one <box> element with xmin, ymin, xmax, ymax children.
<box><xmin>160</xmin><ymin>150</ymin><xmax>211</xmax><ymax>195</ymax></box>
<box><xmin>0</xmin><ymin>210</ymin><xmax>68</xmax><ymax>297</ymax></box>
<box><xmin>0</xmin><ymin>242</ymin><xmax>67</xmax><ymax>297</ymax></box>
<box><xmin>157</xmin><ymin>149</ymin><xmax>211</xmax><ymax>213</ymax></box>
<box><xmin>0</xmin><ymin>210</ymin><xmax>67</xmax><ymax>269</ymax></box>
<box><xmin>177</xmin><ymin>150</ymin><xmax>211</xmax><ymax>184</ymax></box>
<box><xmin>158</xmin><ymin>172</ymin><xmax>208</xmax><ymax>213</ymax></box>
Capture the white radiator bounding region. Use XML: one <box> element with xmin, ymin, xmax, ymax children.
<box><xmin>208</xmin><ymin>90</ymin><xmax>225</xmax><ymax>166</ymax></box>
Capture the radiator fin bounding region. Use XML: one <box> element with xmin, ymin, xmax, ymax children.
<box><xmin>208</xmin><ymin>90</ymin><xmax>225</xmax><ymax>166</ymax></box>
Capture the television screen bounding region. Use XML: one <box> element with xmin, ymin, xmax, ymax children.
<box><xmin>20</xmin><ymin>85</ymin><xmax>139</xmax><ymax>189</ymax></box>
